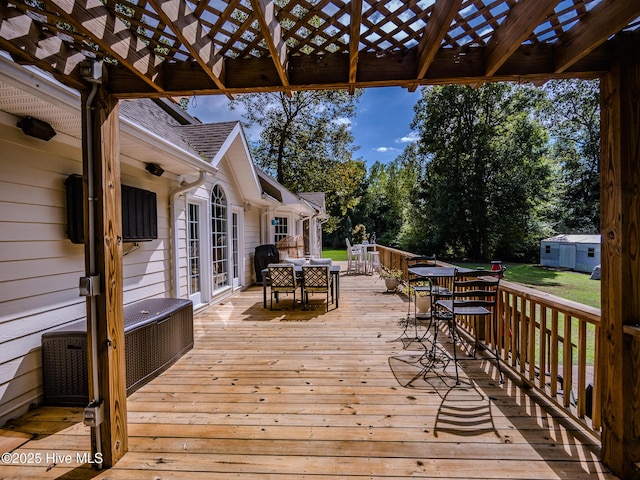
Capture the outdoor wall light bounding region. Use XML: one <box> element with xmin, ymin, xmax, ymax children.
<box><xmin>145</xmin><ymin>163</ymin><xmax>165</xmax><ymax>177</ymax></box>
<box><xmin>17</xmin><ymin>116</ymin><xmax>56</xmax><ymax>141</ymax></box>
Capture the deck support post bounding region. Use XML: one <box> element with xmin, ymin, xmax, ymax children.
<box><xmin>599</xmin><ymin>31</ymin><xmax>640</xmax><ymax>480</ymax></box>
<box><xmin>81</xmin><ymin>85</ymin><xmax>128</xmax><ymax>467</ymax></box>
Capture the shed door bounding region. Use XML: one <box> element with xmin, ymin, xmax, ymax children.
<box><xmin>559</xmin><ymin>244</ymin><xmax>576</xmax><ymax>269</ymax></box>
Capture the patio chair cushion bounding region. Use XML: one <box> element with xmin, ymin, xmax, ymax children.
<box><xmin>310</xmin><ymin>258</ymin><xmax>332</xmax><ymax>265</ymax></box>
<box><xmin>284</xmin><ymin>257</ymin><xmax>307</xmax><ymax>266</ymax></box>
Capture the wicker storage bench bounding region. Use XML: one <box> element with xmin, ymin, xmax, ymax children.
<box><xmin>41</xmin><ymin>298</ymin><xmax>193</xmax><ymax>406</ymax></box>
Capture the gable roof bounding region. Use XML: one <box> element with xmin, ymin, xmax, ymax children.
<box><xmin>0</xmin><ymin>56</ymin><xmax>323</xmax><ymax>211</ymax></box>
<box><xmin>176</xmin><ymin>122</ymin><xmax>238</xmax><ymax>160</ymax></box>
<box><xmin>298</xmin><ymin>192</ymin><xmax>326</xmax><ymax>213</ymax></box>
<box><xmin>255</xmin><ymin>167</ymin><xmax>318</xmax><ymax>216</ymax></box>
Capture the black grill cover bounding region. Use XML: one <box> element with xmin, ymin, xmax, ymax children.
<box><xmin>254</xmin><ymin>244</ymin><xmax>279</xmax><ymax>282</ymax></box>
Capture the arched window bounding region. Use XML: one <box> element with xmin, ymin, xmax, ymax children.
<box><xmin>211</xmin><ymin>185</ymin><xmax>228</xmax><ymax>291</ymax></box>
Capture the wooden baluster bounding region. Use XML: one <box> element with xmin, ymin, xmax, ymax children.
<box><xmin>528</xmin><ymin>300</ymin><xmax>536</xmax><ymax>383</ymax></box>
<box><xmin>539</xmin><ymin>306</ymin><xmax>547</xmax><ymax>390</ymax></box>
<box><xmin>577</xmin><ymin>319</ymin><xmax>587</xmax><ymax>418</ymax></box>
<box><xmin>550</xmin><ymin>309</ymin><xmax>559</xmax><ymax>398</ymax></box>
<box><xmin>563</xmin><ymin>311</ymin><xmax>572</xmax><ymax>408</ymax></box>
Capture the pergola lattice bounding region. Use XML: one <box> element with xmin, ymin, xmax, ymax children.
<box><xmin>1</xmin><ymin>0</ymin><xmax>639</xmax><ymax>96</ymax></box>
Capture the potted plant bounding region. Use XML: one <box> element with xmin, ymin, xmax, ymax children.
<box><xmin>352</xmin><ymin>224</ymin><xmax>368</xmax><ymax>245</ymax></box>
<box><xmin>379</xmin><ymin>267</ymin><xmax>404</xmax><ymax>292</ymax></box>
<box><xmin>401</xmin><ymin>284</ymin><xmax>431</xmax><ymax>313</ymax></box>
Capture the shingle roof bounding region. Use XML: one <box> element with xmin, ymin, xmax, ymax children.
<box><xmin>298</xmin><ymin>192</ymin><xmax>326</xmax><ymax>212</ymax></box>
<box><xmin>175</xmin><ymin>121</ymin><xmax>239</xmax><ymax>160</ymax></box>
<box><xmin>119</xmin><ymin>98</ymin><xmax>200</xmax><ymax>156</ymax></box>
<box><xmin>120</xmin><ymin>100</ymin><xmax>242</xmax><ymax>162</ymax></box>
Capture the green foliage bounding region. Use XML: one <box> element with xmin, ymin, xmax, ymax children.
<box><xmin>403</xmin><ymin>83</ymin><xmax>553</xmax><ymax>261</ymax></box>
<box><xmin>351</xmin><ymin>224</ymin><xmax>368</xmax><ymax>244</ymax></box>
<box><xmin>378</xmin><ymin>267</ymin><xmax>404</xmax><ymax>281</ymax></box>
<box><xmin>350</xmin><ymin>146</ymin><xmax>422</xmax><ymax>248</ymax></box>
<box><xmin>539</xmin><ymin>79</ymin><xmax>600</xmax><ymax>233</ymax></box>
<box><xmin>231</xmin><ymin>91</ymin><xmax>366</xmax><ymax>234</ymax></box>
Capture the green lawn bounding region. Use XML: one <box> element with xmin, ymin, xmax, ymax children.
<box><xmin>322</xmin><ymin>249</ymin><xmax>348</xmax><ymax>262</ymax></box>
<box><xmin>322</xmin><ymin>250</ymin><xmax>601</xmax><ymax>308</ymax></box>
<box><xmin>461</xmin><ymin>262</ymin><xmax>601</xmax><ymax>309</ymax></box>
<box><xmin>457</xmin><ymin>262</ymin><xmax>600</xmax><ymax>367</ymax></box>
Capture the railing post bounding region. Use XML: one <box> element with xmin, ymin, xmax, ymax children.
<box><xmin>599</xmin><ymin>31</ymin><xmax>640</xmax><ymax>479</ymax></box>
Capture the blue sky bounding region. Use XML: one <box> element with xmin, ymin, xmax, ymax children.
<box><xmin>187</xmin><ymin>86</ymin><xmax>420</xmax><ymax>167</ymax></box>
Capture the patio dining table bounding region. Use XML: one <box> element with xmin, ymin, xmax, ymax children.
<box><xmin>261</xmin><ymin>265</ymin><xmax>341</xmax><ymax>309</ymax></box>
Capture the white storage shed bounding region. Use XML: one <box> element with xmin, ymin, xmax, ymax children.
<box><xmin>540</xmin><ymin>234</ymin><xmax>601</xmax><ymax>273</ymax></box>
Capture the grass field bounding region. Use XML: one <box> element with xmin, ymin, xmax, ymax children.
<box><xmin>462</xmin><ymin>262</ymin><xmax>601</xmax><ymax>309</ymax></box>
<box><xmin>322</xmin><ymin>249</ymin><xmax>348</xmax><ymax>262</ymax></box>
<box><xmin>323</xmin><ymin>250</ymin><xmax>601</xmax><ymax>308</ymax></box>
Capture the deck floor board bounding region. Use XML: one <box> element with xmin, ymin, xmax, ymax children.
<box><xmin>0</xmin><ymin>262</ymin><xmax>616</xmax><ymax>479</ymax></box>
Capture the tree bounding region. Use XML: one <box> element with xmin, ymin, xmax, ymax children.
<box><xmin>407</xmin><ymin>84</ymin><xmax>553</xmax><ymax>261</ymax></box>
<box><xmin>353</xmin><ymin>144</ymin><xmax>428</xmax><ymax>248</ymax></box>
<box><xmin>540</xmin><ymin>79</ymin><xmax>600</xmax><ymax>233</ymax></box>
<box><xmin>231</xmin><ymin>91</ymin><xmax>366</xmax><ymax>234</ymax></box>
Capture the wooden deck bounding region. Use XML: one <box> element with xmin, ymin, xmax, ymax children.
<box><xmin>0</xmin><ymin>262</ymin><xmax>616</xmax><ymax>479</ymax></box>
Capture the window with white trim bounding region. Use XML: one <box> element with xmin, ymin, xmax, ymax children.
<box><xmin>274</xmin><ymin>216</ymin><xmax>288</xmax><ymax>243</ymax></box>
<box><xmin>211</xmin><ymin>185</ymin><xmax>228</xmax><ymax>290</ymax></box>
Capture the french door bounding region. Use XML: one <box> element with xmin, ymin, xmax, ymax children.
<box><xmin>187</xmin><ymin>202</ymin><xmax>203</xmax><ymax>306</ymax></box>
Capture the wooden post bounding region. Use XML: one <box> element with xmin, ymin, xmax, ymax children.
<box><xmin>81</xmin><ymin>86</ymin><xmax>128</xmax><ymax>467</ymax></box>
<box><xmin>599</xmin><ymin>31</ymin><xmax>640</xmax><ymax>479</ymax></box>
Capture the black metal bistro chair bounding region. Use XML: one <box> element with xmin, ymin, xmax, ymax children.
<box><xmin>301</xmin><ymin>265</ymin><xmax>334</xmax><ymax>311</ymax></box>
<box><xmin>433</xmin><ymin>268</ymin><xmax>504</xmax><ymax>385</ymax></box>
<box><xmin>405</xmin><ymin>255</ymin><xmax>438</xmax><ymax>340</ymax></box>
<box><xmin>267</xmin><ymin>263</ymin><xmax>300</xmax><ymax>310</ymax></box>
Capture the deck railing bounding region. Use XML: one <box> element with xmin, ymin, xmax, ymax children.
<box><xmin>376</xmin><ymin>245</ymin><xmax>602</xmax><ymax>437</ymax></box>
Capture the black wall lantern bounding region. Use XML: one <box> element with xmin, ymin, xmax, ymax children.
<box><xmin>17</xmin><ymin>116</ymin><xmax>56</xmax><ymax>141</ymax></box>
<box><xmin>145</xmin><ymin>162</ymin><xmax>164</xmax><ymax>177</ymax></box>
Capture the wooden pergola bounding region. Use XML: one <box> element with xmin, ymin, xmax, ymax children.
<box><xmin>1</xmin><ymin>0</ymin><xmax>639</xmax><ymax>477</ymax></box>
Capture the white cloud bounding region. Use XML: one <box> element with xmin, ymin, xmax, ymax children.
<box><xmin>333</xmin><ymin>117</ymin><xmax>352</xmax><ymax>128</ymax></box>
<box><xmin>396</xmin><ymin>131</ymin><xmax>419</xmax><ymax>143</ymax></box>
<box><xmin>375</xmin><ymin>146</ymin><xmax>400</xmax><ymax>153</ymax></box>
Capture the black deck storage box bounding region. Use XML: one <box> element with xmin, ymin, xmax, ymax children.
<box><xmin>42</xmin><ymin>298</ymin><xmax>193</xmax><ymax>406</ymax></box>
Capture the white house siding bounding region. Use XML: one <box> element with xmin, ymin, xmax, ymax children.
<box><xmin>0</xmin><ymin>133</ymin><xmax>86</xmax><ymax>426</ymax></box>
<box><xmin>0</xmin><ymin>133</ymin><xmax>179</xmax><ymax>425</ymax></box>
<box><xmin>244</xmin><ymin>208</ymin><xmax>261</xmax><ymax>284</ymax></box>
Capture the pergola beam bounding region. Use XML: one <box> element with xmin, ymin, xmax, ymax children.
<box><xmin>484</xmin><ymin>0</ymin><xmax>561</xmax><ymax>77</ymax></box>
<box><xmin>45</xmin><ymin>0</ymin><xmax>164</xmax><ymax>93</ymax></box>
<box><xmin>147</xmin><ymin>0</ymin><xmax>225</xmax><ymax>90</ymax></box>
<box><xmin>410</xmin><ymin>0</ymin><xmax>462</xmax><ymax>91</ymax></box>
<box><xmin>104</xmin><ymin>43</ymin><xmax>610</xmax><ymax>98</ymax></box>
<box><xmin>250</xmin><ymin>0</ymin><xmax>289</xmax><ymax>89</ymax></box>
<box><xmin>348</xmin><ymin>0</ymin><xmax>362</xmax><ymax>94</ymax></box>
<box><xmin>555</xmin><ymin>0</ymin><xmax>640</xmax><ymax>73</ymax></box>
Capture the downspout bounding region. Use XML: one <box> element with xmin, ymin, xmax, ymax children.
<box><xmin>170</xmin><ymin>171</ymin><xmax>208</xmax><ymax>298</ymax></box>
<box><xmin>83</xmin><ymin>80</ymin><xmax>102</xmax><ymax>468</ymax></box>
